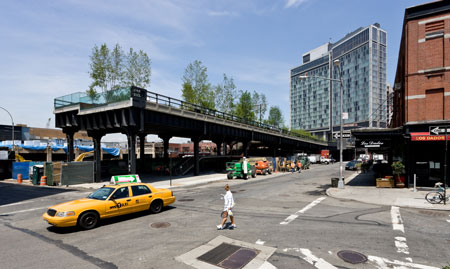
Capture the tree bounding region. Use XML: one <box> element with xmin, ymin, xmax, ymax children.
<box><xmin>252</xmin><ymin>91</ymin><xmax>267</xmax><ymax>122</ymax></box>
<box><xmin>265</xmin><ymin>106</ymin><xmax>284</xmax><ymax>127</ymax></box>
<box><xmin>123</xmin><ymin>48</ymin><xmax>151</xmax><ymax>88</ymax></box>
<box><xmin>87</xmin><ymin>43</ymin><xmax>152</xmax><ymax>101</ymax></box>
<box><xmin>181</xmin><ymin>60</ymin><xmax>214</xmax><ymax>109</ymax></box>
<box><xmin>215</xmin><ymin>74</ymin><xmax>236</xmax><ymax>114</ymax></box>
<box><xmin>235</xmin><ymin>90</ymin><xmax>256</xmax><ymax>122</ymax></box>
<box><xmin>88</xmin><ymin>44</ymin><xmax>110</xmax><ymax>93</ymax></box>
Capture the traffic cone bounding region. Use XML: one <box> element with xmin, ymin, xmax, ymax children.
<box><xmin>17</xmin><ymin>173</ymin><xmax>22</xmax><ymax>184</ymax></box>
<box><xmin>40</xmin><ymin>176</ymin><xmax>47</xmax><ymax>186</ymax></box>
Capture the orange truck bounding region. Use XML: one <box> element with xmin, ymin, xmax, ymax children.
<box><xmin>321</xmin><ymin>149</ymin><xmax>330</xmax><ymax>158</ymax></box>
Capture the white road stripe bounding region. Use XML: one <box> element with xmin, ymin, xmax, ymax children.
<box><xmin>0</xmin><ymin>201</ymin><xmax>33</xmax><ymax>208</ymax></box>
<box><xmin>0</xmin><ymin>207</ymin><xmax>48</xmax><ymax>216</ymax></box>
<box><xmin>256</xmin><ymin>239</ymin><xmax>265</xmax><ymax>245</ymax></box>
<box><xmin>280</xmin><ymin>197</ymin><xmax>326</xmax><ymax>225</ymax></box>
<box><xmin>368</xmin><ymin>255</ymin><xmax>439</xmax><ymax>269</ymax></box>
<box><xmin>391</xmin><ymin>206</ymin><xmax>404</xmax><ymax>233</ymax></box>
<box><xmin>394</xmin><ymin>237</ymin><xmax>410</xmax><ymax>255</ymax></box>
<box><xmin>298</xmin><ymin>248</ymin><xmax>337</xmax><ymax>269</ymax></box>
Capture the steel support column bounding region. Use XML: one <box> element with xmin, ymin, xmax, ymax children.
<box><xmin>127</xmin><ymin>132</ymin><xmax>137</xmax><ymax>174</ymax></box>
<box><xmin>160</xmin><ymin>135</ymin><xmax>172</xmax><ymax>172</ymax></box>
<box><xmin>65</xmin><ymin>129</ymin><xmax>75</xmax><ymax>162</ymax></box>
<box><xmin>193</xmin><ymin>137</ymin><xmax>200</xmax><ymax>176</ymax></box>
<box><xmin>91</xmin><ymin>133</ymin><xmax>104</xmax><ymax>182</ymax></box>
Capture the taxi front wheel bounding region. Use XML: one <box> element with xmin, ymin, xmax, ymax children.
<box><xmin>78</xmin><ymin>211</ymin><xmax>99</xmax><ymax>230</ymax></box>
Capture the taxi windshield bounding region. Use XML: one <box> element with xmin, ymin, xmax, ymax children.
<box><xmin>88</xmin><ymin>187</ymin><xmax>115</xmax><ymax>200</ymax></box>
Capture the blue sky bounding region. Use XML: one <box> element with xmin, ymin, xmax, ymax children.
<box><xmin>0</xmin><ymin>0</ymin><xmax>426</xmax><ymax>141</ymax></box>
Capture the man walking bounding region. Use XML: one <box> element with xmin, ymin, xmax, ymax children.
<box><xmin>217</xmin><ymin>184</ymin><xmax>236</xmax><ymax>230</ymax></box>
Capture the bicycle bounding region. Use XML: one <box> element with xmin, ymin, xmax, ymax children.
<box><xmin>425</xmin><ymin>182</ymin><xmax>450</xmax><ymax>204</ymax></box>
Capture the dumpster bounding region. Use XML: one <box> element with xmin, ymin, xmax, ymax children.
<box><xmin>32</xmin><ymin>165</ymin><xmax>44</xmax><ymax>185</ymax></box>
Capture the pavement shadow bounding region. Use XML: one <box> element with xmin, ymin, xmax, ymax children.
<box><xmin>46</xmin><ymin>206</ymin><xmax>177</xmax><ymax>234</ymax></box>
<box><xmin>346</xmin><ymin>171</ymin><xmax>376</xmax><ymax>186</ymax></box>
<box><xmin>0</xmin><ymin>182</ymin><xmax>75</xmax><ymax>206</ymax></box>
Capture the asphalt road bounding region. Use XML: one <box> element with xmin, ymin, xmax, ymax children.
<box><xmin>0</xmin><ymin>164</ymin><xmax>449</xmax><ymax>269</ymax></box>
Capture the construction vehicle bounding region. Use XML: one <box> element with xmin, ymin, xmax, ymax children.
<box><xmin>75</xmin><ymin>151</ymin><xmax>94</xmax><ymax>162</ymax></box>
<box><xmin>296</xmin><ymin>153</ymin><xmax>311</xmax><ymax>169</ymax></box>
<box><xmin>15</xmin><ymin>153</ymin><xmax>30</xmax><ymax>162</ymax></box>
<box><xmin>247</xmin><ymin>157</ymin><xmax>272</xmax><ymax>175</ymax></box>
<box><xmin>226</xmin><ymin>158</ymin><xmax>256</xmax><ymax>179</ymax></box>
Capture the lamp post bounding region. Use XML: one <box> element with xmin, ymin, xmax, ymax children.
<box><xmin>299</xmin><ymin>59</ymin><xmax>345</xmax><ymax>189</ymax></box>
<box><xmin>0</xmin><ymin>106</ymin><xmax>15</xmax><ymax>151</ymax></box>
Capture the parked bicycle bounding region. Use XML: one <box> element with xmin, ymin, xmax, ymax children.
<box><xmin>425</xmin><ymin>182</ymin><xmax>450</xmax><ymax>204</ymax></box>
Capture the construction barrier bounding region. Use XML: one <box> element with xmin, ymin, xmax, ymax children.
<box><xmin>40</xmin><ymin>176</ymin><xmax>47</xmax><ymax>186</ymax></box>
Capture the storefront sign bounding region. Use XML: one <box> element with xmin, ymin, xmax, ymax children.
<box><xmin>359</xmin><ymin>140</ymin><xmax>384</xmax><ymax>148</ymax></box>
<box><xmin>411</xmin><ymin>135</ymin><xmax>450</xmax><ymax>141</ymax></box>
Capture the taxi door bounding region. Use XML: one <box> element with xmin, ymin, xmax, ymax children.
<box><xmin>130</xmin><ymin>185</ymin><xmax>153</xmax><ymax>212</ymax></box>
<box><xmin>105</xmin><ymin>186</ymin><xmax>134</xmax><ymax>217</ymax></box>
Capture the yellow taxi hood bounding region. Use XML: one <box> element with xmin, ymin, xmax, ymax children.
<box><xmin>49</xmin><ymin>198</ymin><xmax>100</xmax><ymax>211</ymax></box>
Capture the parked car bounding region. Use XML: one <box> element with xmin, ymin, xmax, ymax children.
<box><xmin>345</xmin><ymin>160</ymin><xmax>361</xmax><ymax>170</ymax></box>
<box><xmin>43</xmin><ymin>182</ymin><xmax>175</xmax><ymax>230</ymax></box>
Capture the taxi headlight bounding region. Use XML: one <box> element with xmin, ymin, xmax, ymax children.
<box><xmin>56</xmin><ymin>211</ymin><xmax>75</xmax><ymax>217</ymax></box>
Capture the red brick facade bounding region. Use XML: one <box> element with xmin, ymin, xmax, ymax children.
<box><xmin>393</xmin><ymin>2</ymin><xmax>450</xmax><ymax>126</ymax></box>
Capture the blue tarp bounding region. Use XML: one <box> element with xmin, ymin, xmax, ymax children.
<box><xmin>76</xmin><ymin>146</ymin><xmax>120</xmax><ymax>157</ymax></box>
<box><xmin>9</xmin><ymin>144</ymin><xmax>120</xmax><ymax>157</ymax></box>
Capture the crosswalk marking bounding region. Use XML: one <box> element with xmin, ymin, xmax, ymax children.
<box><xmin>280</xmin><ymin>197</ymin><xmax>326</xmax><ymax>225</ymax></box>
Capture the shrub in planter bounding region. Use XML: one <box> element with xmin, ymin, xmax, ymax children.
<box><xmin>391</xmin><ymin>161</ymin><xmax>405</xmax><ymax>184</ymax></box>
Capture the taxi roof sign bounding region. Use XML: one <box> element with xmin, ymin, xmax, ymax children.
<box><xmin>110</xmin><ymin>175</ymin><xmax>141</xmax><ymax>185</ymax></box>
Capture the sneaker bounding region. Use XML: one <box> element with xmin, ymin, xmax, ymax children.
<box><xmin>231</xmin><ymin>224</ymin><xmax>236</xmax><ymax>229</ymax></box>
<box><xmin>217</xmin><ymin>225</ymin><xmax>224</xmax><ymax>230</ymax></box>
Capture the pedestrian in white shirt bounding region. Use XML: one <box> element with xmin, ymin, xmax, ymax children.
<box><xmin>217</xmin><ymin>184</ymin><xmax>236</xmax><ymax>230</ymax></box>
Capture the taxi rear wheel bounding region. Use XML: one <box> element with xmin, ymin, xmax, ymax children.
<box><xmin>78</xmin><ymin>211</ymin><xmax>99</xmax><ymax>230</ymax></box>
<box><xmin>150</xmin><ymin>200</ymin><xmax>163</xmax><ymax>214</ymax></box>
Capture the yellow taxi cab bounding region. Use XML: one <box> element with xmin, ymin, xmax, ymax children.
<box><xmin>42</xmin><ymin>181</ymin><xmax>175</xmax><ymax>230</ymax></box>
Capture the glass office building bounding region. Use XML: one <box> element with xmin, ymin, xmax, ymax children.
<box><xmin>290</xmin><ymin>24</ymin><xmax>387</xmax><ymax>139</ymax></box>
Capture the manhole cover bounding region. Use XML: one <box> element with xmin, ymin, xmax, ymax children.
<box><xmin>198</xmin><ymin>243</ymin><xmax>260</xmax><ymax>269</ymax></box>
<box><xmin>151</xmin><ymin>222</ymin><xmax>171</xmax><ymax>228</ymax></box>
<box><xmin>178</xmin><ymin>198</ymin><xmax>195</xmax><ymax>202</ymax></box>
<box><xmin>337</xmin><ymin>250</ymin><xmax>367</xmax><ymax>264</ymax></box>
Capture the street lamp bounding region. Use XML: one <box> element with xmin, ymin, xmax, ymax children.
<box><xmin>0</xmin><ymin>106</ymin><xmax>15</xmax><ymax>152</ymax></box>
<box><xmin>299</xmin><ymin>59</ymin><xmax>345</xmax><ymax>189</ymax></box>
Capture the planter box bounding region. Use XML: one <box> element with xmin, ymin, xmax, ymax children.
<box><xmin>376</xmin><ymin>178</ymin><xmax>394</xmax><ymax>188</ymax></box>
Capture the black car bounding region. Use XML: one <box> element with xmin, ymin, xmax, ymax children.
<box><xmin>345</xmin><ymin>160</ymin><xmax>361</xmax><ymax>170</ymax></box>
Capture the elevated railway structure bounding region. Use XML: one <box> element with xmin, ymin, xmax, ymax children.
<box><xmin>54</xmin><ymin>87</ymin><xmax>329</xmax><ymax>181</ymax></box>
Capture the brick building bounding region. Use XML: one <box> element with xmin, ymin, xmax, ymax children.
<box><xmin>353</xmin><ymin>1</ymin><xmax>450</xmax><ymax>186</ymax></box>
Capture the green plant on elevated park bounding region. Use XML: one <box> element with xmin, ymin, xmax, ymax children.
<box><xmin>442</xmin><ymin>264</ymin><xmax>450</xmax><ymax>269</ymax></box>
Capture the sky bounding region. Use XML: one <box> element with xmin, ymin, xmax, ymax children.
<box><xmin>0</xmin><ymin>0</ymin><xmax>427</xmax><ymax>142</ymax></box>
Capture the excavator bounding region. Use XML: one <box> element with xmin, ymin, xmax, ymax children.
<box><xmin>74</xmin><ymin>151</ymin><xmax>94</xmax><ymax>162</ymax></box>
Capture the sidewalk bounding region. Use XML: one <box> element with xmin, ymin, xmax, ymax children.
<box><xmin>327</xmin><ymin>170</ymin><xmax>450</xmax><ymax>211</ymax></box>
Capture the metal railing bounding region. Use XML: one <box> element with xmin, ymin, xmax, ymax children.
<box><xmin>54</xmin><ymin>87</ymin><xmax>327</xmax><ymax>144</ymax></box>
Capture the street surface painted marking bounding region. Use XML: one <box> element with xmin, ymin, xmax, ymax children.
<box><xmin>256</xmin><ymin>239</ymin><xmax>265</xmax><ymax>245</ymax></box>
<box><xmin>280</xmin><ymin>197</ymin><xmax>326</xmax><ymax>225</ymax></box>
<box><xmin>0</xmin><ymin>201</ymin><xmax>33</xmax><ymax>208</ymax></box>
<box><xmin>394</xmin><ymin>236</ymin><xmax>410</xmax><ymax>255</ymax></box>
<box><xmin>0</xmin><ymin>206</ymin><xmax>48</xmax><ymax>216</ymax></box>
<box><xmin>447</xmin><ymin>215</ymin><xmax>450</xmax><ymax>223</ymax></box>
<box><xmin>258</xmin><ymin>261</ymin><xmax>277</xmax><ymax>269</ymax></box>
<box><xmin>405</xmin><ymin>257</ymin><xmax>413</xmax><ymax>262</ymax></box>
<box><xmin>368</xmin><ymin>255</ymin><xmax>439</xmax><ymax>269</ymax></box>
<box><xmin>391</xmin><ymin>206</ymin><xmax>404</xmax><ymax>233</ymax></box>
<box><xmin>282</xmin><ymin>248</ymin><xmax>337</xmax><ymax>269</ymax></box>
